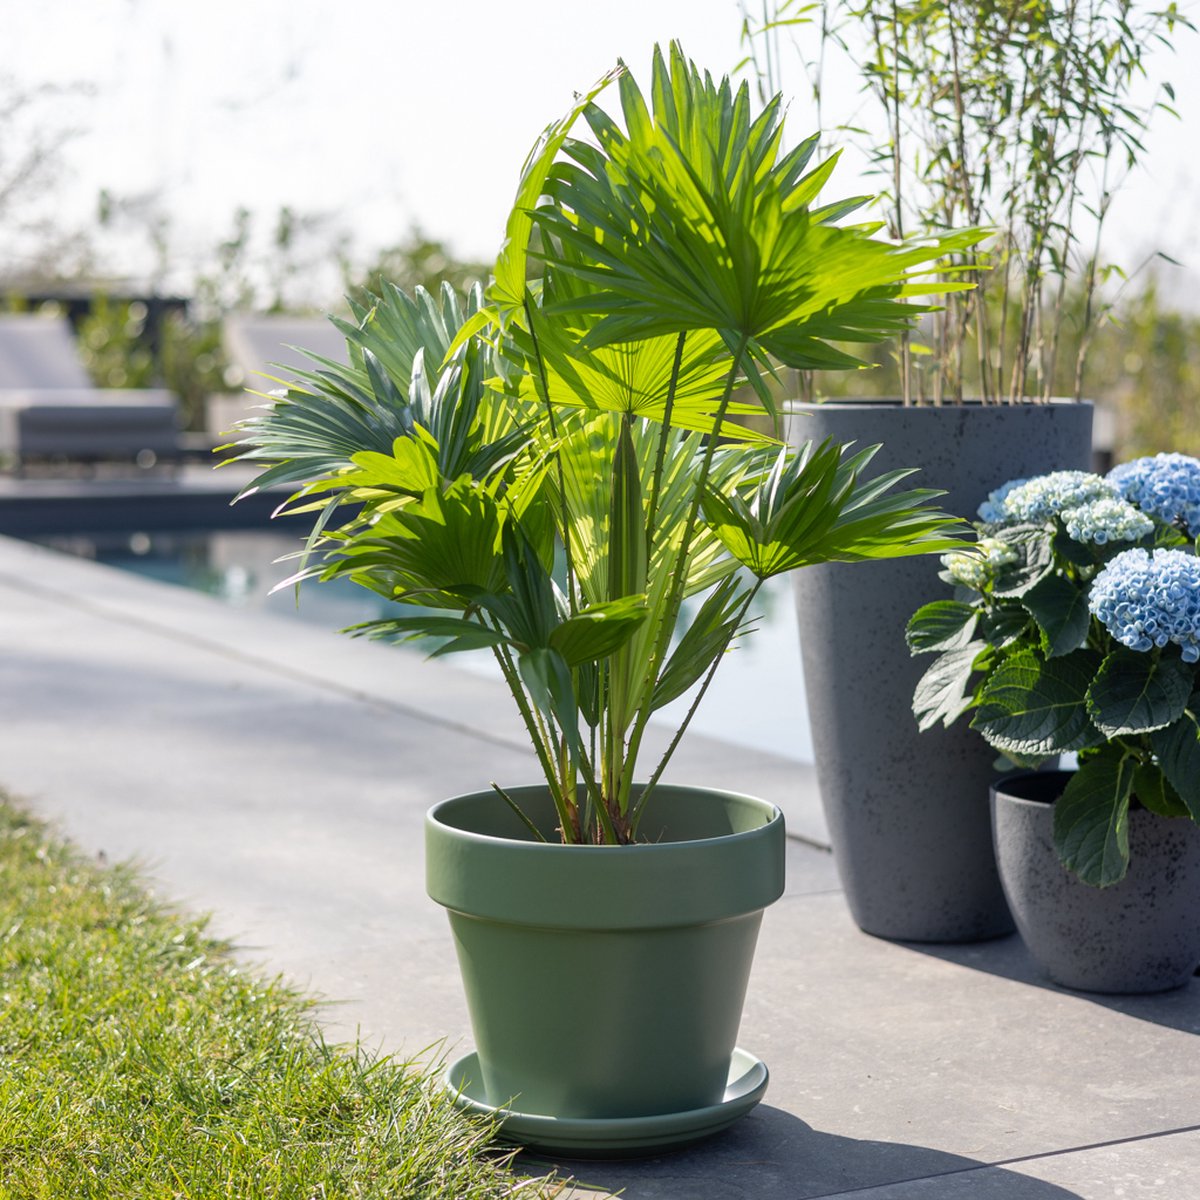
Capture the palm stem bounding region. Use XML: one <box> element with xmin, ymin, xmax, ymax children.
<box><xmin>490</xmin><ymin>782</ymin><xmax>548</xmax><ymax>842</ymax></box>
<box><xmin>488</xmin><ymin>632</ymin><xmax>577</xmax><ymax>843</ymax></box>
<box><xmin>523</xmin><ymin>296</ymin><xmax>579</xmax><ymax>615</ymax></box>
<box><xmin>645</xmin><ymin>331</ymin><xmax>687</xmax><ymax>546</ymax></box>
<box><xmin>630</xmin><ymin>578</ymin><xmax>763</xmax><ymax>832</ymax></box>
<box><xmin>617</xmin><ymin>333</ymin><xmax>751</xmax><ymax>818</ymax></box>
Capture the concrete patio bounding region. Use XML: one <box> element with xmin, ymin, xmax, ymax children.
<box><xmin>1</xmin><ymin>531</ymin><xmax>1197</xmax><ymax>1198</ymax></box>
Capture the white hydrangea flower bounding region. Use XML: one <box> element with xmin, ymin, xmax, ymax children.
<box><xmin>941</xmin><ymin>537</ymin><xmax>1019</xmax><ymax>589</ymax></box>
<box><xmin>999</xmin><ymin>471</ymin><xmax>1117</xmax><ymax>524</ymax></box>
<box><xmin>1060</xmin><ymin>496</ymin><xmax>1154</xmax><ymax>545</ymax></box>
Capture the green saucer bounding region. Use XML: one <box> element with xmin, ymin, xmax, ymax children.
<box><xmin>443</xmin><ymin>1047</ymin><xmax>768</xmax><ymax>1158</ymax></box>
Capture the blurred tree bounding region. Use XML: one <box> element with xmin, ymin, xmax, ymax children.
<box><xmin>75</xmin><ymin>296</ymin><xmax>228</xmax><ymax>431</ymax></box>
<box><xmin>1088</xmin><ymin>282</ymin><xmax>1200</xmax><ymax>459</ymax></box>
<box><xmin>0</xmin><ymin>76</ymin><xmax>96</xmax><ymax>288</ymax></box>
<box><xmin>345</xmin><ymin>227</ymin><xmax>489</xmax><ymax>302</ymax></box>
<box><xmin>798</xmin><ymin>277</ymin><xmax>1199</xmax><ymax>459</ymax></box>
<box><xmin>75</xmin><ymin>297</ymin><xmax>157</xmax><ymax>389</ymax></box>
<box><xmin>193</xmin><ymin>207</ymin><xmax>258</xmax><ymax>317</ymax></box>
<box><xmin>267</xmin><ymin>205</ymin><xmax>348</xmax><ymax>313</ymax></box>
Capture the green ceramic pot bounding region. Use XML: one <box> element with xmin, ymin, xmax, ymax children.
<box><xmin>425</xmin><ymin>784</ymin><xmax>785</xmax><ymax>1120</ymax></box>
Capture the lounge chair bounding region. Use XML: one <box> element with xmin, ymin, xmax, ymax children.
<box><xmin>209</xmin><ymin>315</ymin><xmax>349</xmax><ymax>436</ymax></box>
<box><xmin>0</xmin><ymin>314</ymin><xmax>180</xmax><ymax>468</ymax></box>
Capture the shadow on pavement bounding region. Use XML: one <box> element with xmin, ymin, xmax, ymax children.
<box><xmin>898</xmin><ymin>933</ymin><xmax>1200</xmax><ymax>1036</ymax></box>
<box><xmin>520</xmin><ymin>1102</ymin><xmax>1084</xmax><ymax>1200</ymax></box>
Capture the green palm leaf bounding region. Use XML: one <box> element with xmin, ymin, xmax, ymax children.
<box><xmin>703</xmin><ymin>441</ymin><xmax>964</xmax><ymax>578</ymax></box>
<box><xmin>534</xmin><ymin>43</ymin><xmax>983</xmax><ymax>400</ymax></box>
<box><xmin>651</xmin><ymin>575</ymin><xmax>755</xmax><ymax>710</ymax></box>
<box><xmin>489</xmin><ymin>67</ymin><xmax>622</xmax><ymax>319</ymax></box>
<box><xmin>501</xmin><ymin>318</ymin><xmax>769</xmax><ymax>438</ymax></box>
<box><xmin>226</xmin><ymin>283</ymin><xmax>522</xmax><ymax>498</ymax></box>
<box><xmin>227</xmin><ymin>42</ymin><xmax>983</xmax><ymax>844</ymax></box>
<box><xmin>321</xmin><ymin>479</ymin><xmax>508</xmax><ymax>610</ymax></box>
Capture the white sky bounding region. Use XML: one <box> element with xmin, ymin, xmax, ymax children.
<box><xmin>6</xmin><ymin>0</ymin><xmax>1200</xmax><ymax>306</ymax></box>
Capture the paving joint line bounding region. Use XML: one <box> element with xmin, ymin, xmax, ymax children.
<box><xmin>800</xmin><ymin>1122</ymin><xmax>1200</xmax><ymax>1198</ymax></box>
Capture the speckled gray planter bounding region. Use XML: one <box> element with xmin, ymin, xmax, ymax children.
<box><xmin>786</xmin><ymin>399</ymin><xmax>1093</xmax><ymax>943</ymax></box>
<box><xmin>993</xmin><ymin>771</ymin><xmax>1200</xmax><ymax>993</ymax></box>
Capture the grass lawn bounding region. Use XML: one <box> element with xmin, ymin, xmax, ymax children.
<box><xmin>0</xmin><ymin>798</ymin><xmax>564</xmax><ymax>1199</ymax></box>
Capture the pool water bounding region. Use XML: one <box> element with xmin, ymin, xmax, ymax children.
<box><xmin>36</xmin><ymin>527</ymin><xmax>814</xmax><ymax>763</ymax></box>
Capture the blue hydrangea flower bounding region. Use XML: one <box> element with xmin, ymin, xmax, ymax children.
<box><xmin>1060</xmin><ymin>497</ymin><xmax>1153</xmax><ymax>546</ymax></box>
<box><xmin>992</xmin><ymin>471</ymin><xmax>1117</xmax><ymax>525</ymax></box>
<box><xmin>977</xmin><ymin>478</ymin><xmax>1027</xmax><ymax>524</ymax></box>
<box><xmin>1088</xmin><ymin>548</ymin><xmax>1200</xmax><ymax>663</ymax></box>
<box><xmin>942</xmin><ymin>537</ymin><xmax>1019</xmax><ymax>588</ymax></box>
<box><xmin>1108</xmin><ymin>453</ymin><xmax>1200</xmax><ymax>534</ymax></box>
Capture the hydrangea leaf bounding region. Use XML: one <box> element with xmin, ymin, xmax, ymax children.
<box><xmin>1149</xmin><ymin>701</ymin><xmax>1200</xmax><ymax>821</ymax></box>
<box><xmin>913</xmin><ymin>641</ymin><xmax>986</xmax><ymax>732</ymax></box>
<box><xmin>981</xmin><ymin>604</ymin><xmax>1032</xmax><ymax>647</ymax></box>
<box><xmin>971</xmin><ymin>648</ymin><xmax>1105</xmax><ymax>756</ymax></box>
<box><xmin>1053</xmin><ymin>748</ymin><xmax>1135</xmax><ymax>887</ymax></box>
<box><xmin>906</xmin><ymin>601</ymin><xmax>979</xmax><ymax>655</ymax></box>
<box><xmin>1022</xmin><ymin>572</ymin><xmax>1091</xmax><ymax>658</ymax></box>
<box><xmin>991</xmin><ymin>526</ymin><xmax>1055</xmax><ymax>598</ymax></box>
<box><xmin>1086</xmin><ymin>649</ymin><xmax>1193</xmax><ymax>738</ymax></box>
<box><xmin>1132</xmin><ymin>761</ymin><xmax>1190</xmax><ymax>819</ymax></box>
<box><xmin>1052</xmin><ymin>526</ymin><xmax>1098</xmax><ymax>567</ymax></box>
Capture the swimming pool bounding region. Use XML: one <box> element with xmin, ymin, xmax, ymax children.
<box><xmin>33</xmin><ymin>526</ymin><xmax>814</xmax><ymax>763</ymax></box>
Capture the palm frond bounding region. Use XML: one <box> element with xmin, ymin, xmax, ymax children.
<box><xmin>703</xmin><ymin>440</ymin><xmax>966</xmax><ymax>578</ymax></box>
<box><xmin>533</xmin><ymin>42</ymin><xmax>984</xmax><ymax>391</ymax></box>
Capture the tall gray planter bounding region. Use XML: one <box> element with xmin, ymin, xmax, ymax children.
<box><xmin>993</xmin><ymin>772</ymin><xmax>1200</xmax><ymax>993</ymax></box>
<box><xmin>786</xmin><ymin>399</ymin><xmax>1093</xmax><ymax>942</ymax></box>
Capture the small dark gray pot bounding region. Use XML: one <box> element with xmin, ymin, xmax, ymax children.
<box><xmin>992</xmin><ymin>771</ymin><xmax>1200</xmax><ymax>993</ymax></box>
<box><xmin>787</xmin><ymin>399</ymin><xmax>1093</xmax><ymax>943</ymax></box>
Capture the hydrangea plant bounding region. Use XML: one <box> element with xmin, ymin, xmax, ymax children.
<box><xmin>908</xmin><ymin>455</ymin><xmax>1200</xmax><ymax>887</ymax></box>
<box><xmin>1108</xmin><ymin>453</ymin><xmax>1200</xmax><ymax>533</ymax></box>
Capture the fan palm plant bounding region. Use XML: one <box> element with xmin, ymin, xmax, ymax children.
<box><xmin>226</xmin><ymin>43</ymin><xmax>975</xmax><ymax>845</ymax></box>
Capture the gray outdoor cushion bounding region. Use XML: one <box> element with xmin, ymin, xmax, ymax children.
<box><xmin>222</xmin><ymin>315</ymin><xmax>348</xmax><ymax>391</ymax></box>
<box><xmin>0</xmin><ymin>314</ymin><xmax>93</xmax><ymax>390</ymax></box>
<box><xmin>211</xmin><ymin>314</ymin><xmax>350</xmax><ymax>436</ymax></box>
<box><xmin>0</xmin><ymin>389</ymin><xmax>180</xmax><ymax>460</ymax></box>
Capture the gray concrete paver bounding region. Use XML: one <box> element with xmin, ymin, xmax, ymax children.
<box><xmin>789</xmin><ymin>1127</ymin><xmax>1200</xmax><ymax>1199</ymax></box>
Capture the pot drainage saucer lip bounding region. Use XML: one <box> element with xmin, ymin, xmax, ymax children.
<box><xmin>443</xmin><ymin>1046</ymin><xmax>768</xmax><ymax>1158</ymax></box>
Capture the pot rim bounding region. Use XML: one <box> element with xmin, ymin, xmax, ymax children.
<box><xmin>426</xmin><ymin>782</ymin><xmax>782</xmax><ymax>854</ymax></box>
<box><xmin>990</xmin><ymin>769</ymin><xmax>1075</xmax><ymax>810</ymax></box>
<box><xmin>783</xmin><ymin>397</ymin><xmax>1093</xmax><ymax>412</ymax></box>
<box><xmin>425</xmin><ymin>783</ymin><xmax>786</xmax><ymax>930</ymax></box>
